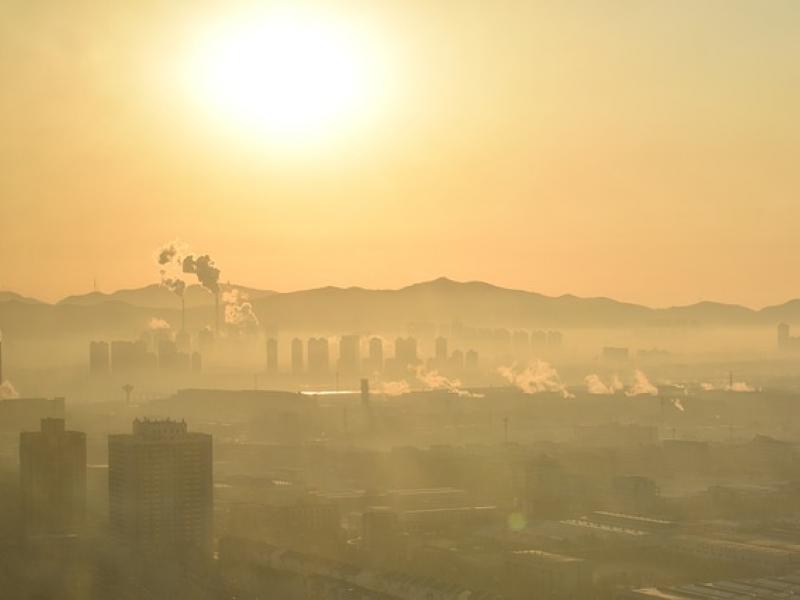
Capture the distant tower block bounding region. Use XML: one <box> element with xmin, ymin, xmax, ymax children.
<box><xmin>266</xmin><ymin>337</ymin><xmax>278</xmax><ymax>373</ymax></box>
<box><xmin>89</xmin><ymin>341</ymin><xmax>110</xmax><ymax>375</ymax></box>
<box><xmin>435</xmin><ymin>336</ymin><xmax>448</xmax><ymax>365</ymax></box>
<box><xmin>465</xmin><ymin>349</ymin><xmax>479</xmax><ymax>371</ymax></box>
<box><xmin>308</xmin><ymin>337</ymin><xmax>330</xmax><ymax>376</ymax></box>
<box><xmin>291</xmin><ymin>338</ymin><xmax>304</xmax><ymax>375</ymax></box>
<box><xmin>368</xmin><ymin>337</ymin><xmax>384</xmax><ymax>373</ymax></box>
<box><xmin>338</xmin><ymin>335</ymin><xmax>360</xmax><ymax>376</ymax></box>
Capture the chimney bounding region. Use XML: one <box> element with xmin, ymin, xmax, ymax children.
<box><xmin>360</xmin><ymin>378</ymin><xmax>370</xmax><ymax>407</ymax></box>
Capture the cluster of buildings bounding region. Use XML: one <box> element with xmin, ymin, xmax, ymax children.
<box><xmin>19</xmin><ymin>415</ymin><xmax>213</xmax><ymax>563</ymax></box>
<box><xmin>89</xmin><ymin>335</ymin><xmax>202</xmax><ymax>375</ymax></box>
<box><xmin>269</xmin><ymin>335</ymin><xmax>481</xmax><ymax>379</ymax></box>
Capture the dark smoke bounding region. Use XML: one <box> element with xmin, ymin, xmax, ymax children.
<box><xmin>183</xmin><ymin>254</ymin><xmax>220</xmax><ymax>294</ymax></box>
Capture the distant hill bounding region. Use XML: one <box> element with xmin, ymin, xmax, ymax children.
<box><xmin>0</xmin><ymin>291</ymin><xmax>43</xmax><ymax>305</ymax></box>
<box><xmin>58</xmin><ymin>283</ymin><xmax>276</xmax><ymax>310</ymax></box>
<box><xmin>0</xmin><ymin>277</ymin><xmax>798</xmax><ymax>339</ymax></box>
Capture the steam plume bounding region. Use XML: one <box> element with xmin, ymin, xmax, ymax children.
<box><xmin>380</xmin><ymin>380</ymin><xmax>410</xmax><ymax>396</ymax></box>
<box><xmin>585</xmin><ymin>373</ymin><xmax>623</xmax><ymax>395</ymax></box>
<box><xmin>221</xmin><ymin>288</ymin><xmax>260</xmax><ymax>331</ymax></box>
<box><xmin>726</xmin><ymin>381</ymin><xmax>756</xmax><ymax>392</ymax></box>
<box><xmin>498</xmin><ymin>359</ymin><xmax>573</xmax><ymax>399</ymax></box>
<box><xmin>625</xmin><ymin>370</ymin><xmax>658</xmax><ymax>396</ymax></box>
<box><xmin>415</xmin><ymin>366</ymin><xmax>483</xmax><ymax>398</ymax></box>
<box><xmin>700</xmin><ymin>381</ymin><xmax>756</xmax><ymax>392</ymax></box>
<box><xmin>147</xmin><ymin>317</ymin><xmax>171</xmax><ymax>331</ymax></box>
<box><xmin>0</xmin><ymin>380</ymin><xmax>18</xmax><ymax>399</ymax></box>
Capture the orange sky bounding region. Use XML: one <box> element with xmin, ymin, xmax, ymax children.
<box><xmin>1</xmin><ymin>1</ymin><xmax>799</xmax><ymax>307</ymax></box>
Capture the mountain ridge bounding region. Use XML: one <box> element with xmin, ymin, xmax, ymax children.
<box><xmin>0</xmin><ymin>278</ymin><xmax>797</xmax><ymax>339</ymax></box>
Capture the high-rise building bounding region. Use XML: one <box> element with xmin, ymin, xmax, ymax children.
<box><xmin>291</xmin><ymin>338</ymin><xmax>304</xmax><ymax>375</ymax></box>
<box><xmin>367</xmin><ymin>337</ymin><xmax>383</xmax><ymax>373</ymax></box>
<box><xmin>465</xmin><ymin>349</ymin><xmax>479</xmax><ymax>371</ymax></box>
<box><xmin>435</xmin><ymin>336</ymin><xmax>448</xmax><ymax>366</ymax></box>
<box><xmin>191</xmin><ymin>351</ymin><xmax>202</xmax><ymax>371</ymax></box>
<box><xmin>338</xmin><ymin>335</ymin><xmax>360</xmax><ymax>376</ymax></box>
<box><xmin>394</xmin><ymin>337</ymin><xmax>418</xmax><ymax>368</ymax></box>
<box><xmin>111</xmin><ymin>340</ymin><xmax>153</xmax><ymax>372</ymax></box>
<box><xmin>531</xmin><ymin>330</ymin><xmax>547</xmax><ymax>348</ymax></box>
<box><xmin>266</xmin><ymin>337</ymin><xmax>278</xmax><ymax>373</ymax></box>
<box><xmin>547</xmin><ymin>330</ymin><xmax>563</xmax><ymax>347</ymax></box>
<box><xmin>512</xmin><ymin>330</ymin><xmax>530</xmax><ymax>359</ymax></box>
<box><xmin>20</xmin><ymin>418</ymin><xmax>86</xmax><ymax>535</ymax></box>
<box><xmin>307</xmin><ymin>338</ymin><xmax>329</xmax><ymax>376</ymax></box>
<box><xmin>89</xmin><ymin>341</ymin><xmax>110</xmax><ymax>375</ymax></box>
<box><xmin>175</xmin><ymin>330</ymin><xmax>191</xmax><ymax>354</ymax></box>
<box><xmin>450</xmin><ymin>349</ymin><xmax>465</xmax><ymax>371</ymax></box>
<box><xmin>109</xmin><ymin>419</ymin><xmax>213</xmax><ymax>557</ymax></box>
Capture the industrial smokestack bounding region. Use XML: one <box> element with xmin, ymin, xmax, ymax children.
<box><xmin>181</xmin><ymin>295</ymin><xmax>186</xmax><ymax>333</ymax></box>
<box><xmin>360</xmin><ymin>378</ymin><xmax>370</xmax><ymax>406</ymax></box>
<box><xmin>215</xmin><ymin>292</ymin><xmax>220</xmax><ymax>335</ymax></box>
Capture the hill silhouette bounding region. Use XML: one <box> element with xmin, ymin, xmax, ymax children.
<box><xmin>0</xmin><ymin>277</ymin><xmax>795</xmax><ymax>339</ymax></box>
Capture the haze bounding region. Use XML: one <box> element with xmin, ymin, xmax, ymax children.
<box><xmin>2</xmin><ymin>0</ymin><xmax>799</xmax><ymax>307</ymax></box>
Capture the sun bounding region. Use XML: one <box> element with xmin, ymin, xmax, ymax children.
<box><xmin>186</xmin><ymin>8</ymin><xmax>385</xmax><ymax>146</ymax></box>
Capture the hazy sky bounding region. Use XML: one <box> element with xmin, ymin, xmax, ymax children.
<box><xmin>1</xmin><ymin>1</ymin><xmax>798</xmax><ymax>307</ymax></box>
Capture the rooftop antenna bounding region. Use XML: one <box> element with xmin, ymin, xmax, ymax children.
<box><xmin>93</xmin><ymin>277</ymin><xmax>98</xmax><ymax>292</ymax></box>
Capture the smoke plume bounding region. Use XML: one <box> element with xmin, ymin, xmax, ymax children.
<box><xmin>0</xmin><ymin>380</ymin><xmax>19</xmax><ymax>399</ymax></box>
<box><xmin>415</xmin><ymin>366</ymin><xmax>483</xmax><ymax>398</ymax></box>
<box><xmin>183</xmin><ymin>254</ymin><xmax>220</xmax><ymax>294</ymax></box>
<box><xmin>380</xmin><ymin>380</ymin><xmax>410</xmax><ymax>396</ymax></box>
<box><xmin>671</xmin><ymin>398</ymin><xmax>685</xmax><ymax>412</ymax></box>
<box><xmin>625</xmin><ymin>370</ymin><xmax>658</xmax><ymax>396</ymax></box>
<box><xmin>700</xmin><ymin>381</ymin><xmax>756</xmax><ymax>392</ymax></box>
<box><xmin>221</xmin><ymin>288</ymin><xmax>259</xmax><ymax>331</ymax></box>
<box><xmin>147</xmin><ymin>317</ymin><xmax>171</xmax><ymax>331</ymax></box>
<box><xmin>726</xmin><ymin>381</ymin><xmax>756</xmax><ymax>392</ymax></box>
<box><xmin>498</xmin><ymin>359</ymin><xmax>573</xmax><ymax>399</ymax></box>
<box><xmin>156</xmin><ymin>241</ymin><xmax>188</xmax><ymax>297</ymax></box>
<box><xmin>584</xmin><ymin>373</ymin><xmax>623</xmax><ymax>395</ymax></box>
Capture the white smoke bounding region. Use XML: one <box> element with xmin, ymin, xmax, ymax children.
<box><xmin>585</xmin><ymin>373</ymin><xmax>624</xmax><ymax>395</ymax></box>
<box><xmin>700</xmin><ymin>381</ymin><xmax>756</xmax><ymax>392</ymax></box>
<box><xmin>147</xmin><ymin>317</ymin><xmax>171</xmax><ymax>331</ymax></box>
<box><xmin>671</xmin><ymin>398</ymin><xmax>685</xmax><ymax>412</ymax></box>
<box><xmin>0</xmin><ymin>380</ymin><xmax>19</xmax><ymax>399</ymax></box>
<box><xmin>498</xmin><ymin>359</ymin><xmax>573</xmax><ymax>399</ymax></box>
<box><xmin>726</xmin><ymin>381</ymin><xmax>756</xmax><ymax>392</ymax></box>
<box><xmin>415</xmin><ymin>366</ymin><xmax>484</xmax><ymax>398</ymax></box>
<box><xmin>625</xmin><ymin>370</ymin><xmax>658</xmax><ymax>397</ymax></box>
<box><xmin>221</xmin><ymin>288</ymin><xmax>259</xmax><ymax>331</ymax></box>
<box><xmin>380</xmin><ymin>380</ymin><xmax>410</xmax><ymax>396</ymax></box>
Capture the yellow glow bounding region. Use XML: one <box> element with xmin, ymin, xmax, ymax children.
<box><xmin>186</xmin><ymin>8</ymin><xmax>385</xmax><ymax>147</ymax></box>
